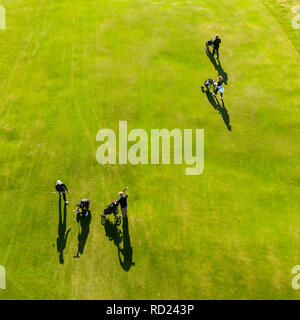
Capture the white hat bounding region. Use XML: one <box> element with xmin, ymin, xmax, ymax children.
<box><xmin>57</xmin><ymin>180</ymin><xmax>62</xmax><ymax>185</ymax></box>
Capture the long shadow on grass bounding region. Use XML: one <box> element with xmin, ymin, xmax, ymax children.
<box><xmin>206</xmin><ymin>92</ymin><xmax>231</xmax><ymax>131</ymax></box>
<box><xmin>206</xmin><ymin>49</ymin><xmax>228</xmax><ymax>85</ymax></box>
<box><xmin>103</xmin><ymin>218</ymin><xmax>135</xmax><ymax>271</ymax></box>
<box><xmin>104</xmin><ymin>219</ymin><xmax>123</xmax><ymax>248</ymax></box>
<box><xmin>118</xmin><ymin>218</ymin><xmax>135</xmax><ymax>272</ymax></box>
<box><xmin>57</xmin><ymin>197</ymin><xmax>71</xmax><ymax>264</ymax></box>
<box><xmin>74</xmin><ymin>212</ymin><xmax>92</xmax><ymax>258</ymax></box>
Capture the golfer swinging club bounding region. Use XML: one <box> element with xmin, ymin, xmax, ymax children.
<box><xmin>55</xmin><ymin>180</ymin><xmax>70</xmax><ymax>205</ymax></box>
<box><xmin>118</xmin><ymin>187</ymin><xmax>128</xmax><ymax>219</ymax></box>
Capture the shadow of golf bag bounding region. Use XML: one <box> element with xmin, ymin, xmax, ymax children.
<box><xmin>206</xmin><ymin>39</ymin><xmax>214</xmax><ymax>52</ymax></box>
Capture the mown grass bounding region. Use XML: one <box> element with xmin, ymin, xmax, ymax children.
<box><xmin>0</xmin><ymin>0</ymin><xmax>299</xmax><ymax>299</ymax></box>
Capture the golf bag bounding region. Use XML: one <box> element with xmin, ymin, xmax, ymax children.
<box><xmin>201</xmin><ymin>78</ymin><xmax>215</xmax><ymax>93</ymax></box>
<box><xmin>75</xmin><ymin>199</ymin><xmax>91</xmax><ymax>217</ymax></box>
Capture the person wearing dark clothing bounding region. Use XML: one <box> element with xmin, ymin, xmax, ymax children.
<box><xmin>118</xmin><ymin>187</ymin><xmax>128</xmax><ymax>218</ymax></box>
<box><xmin>212</xmin><ymin>35</ymin><xmax>221</xmax><ymax>58</ymax></box>
<box><xmin>55</xmin><ymin>180</ymin><xmax>70</xmax><ymax>205</ymax></box>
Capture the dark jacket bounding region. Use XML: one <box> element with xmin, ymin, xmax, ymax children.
<box><xmin>217</xmin><ymin>79</ymin><xmax>223</xmax><ymax>86</ymax></box>
<box><xmin>119</xmin><ymin>195</ymin><xmax>128</xmax><ymax>208</ymax></box>
<box><xmin>213</xmin><ymin>37</ymin><xmax>221</xmax><ymax>48</ymax></box>
<box><xmin>56</xmin><ymin>183</ymin><xmax>68</xmax><ymax>193</ymax></box>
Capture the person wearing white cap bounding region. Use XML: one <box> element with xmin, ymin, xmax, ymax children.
<box><xmin>55</xmin><ymin>180</ymin><xmax>70</xmax><ymax>205</ymax></box>
<box><xmin>118</xmin><ymin>187</ymin><xmax>128</xmax><ymax>218</ymax></box>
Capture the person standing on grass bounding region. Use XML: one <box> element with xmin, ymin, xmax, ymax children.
<box><xmin>212</xmin><ymin>34</ymin><xmax>221</xmax><ymax>59</ymax></box>
<box><xmin>55</xmin><ymin>180</ymin><xmax>70</xmax><ymax>205</ymax></box>
<box><xmin>213</xmin><ymin>76</ymin><xmax>224</xmax><ymax>100</ymax></box>
<box><xmin>118</xmin><ymin>187</ymin><xmax>128</xmax><ymax>219</ymax></box>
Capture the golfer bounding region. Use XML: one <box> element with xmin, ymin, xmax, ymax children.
<box><xmin>213</xmin><ymin>76</ymin><xmax>224</xmax><ymax>100</ymax></box>
<box><xmin>118</xmin><ymin>187</ymin><xmax>128</xmax><ymax>218</ymax></box>
<box><xmin>55</xmin><ymin>180</ymin><xmax>70</xmax><ymax>205</ymax></box>
<box><xmin>212</xmin><ymin>34</ymin><xmax>221</xmax><ymax>59</ymax></box>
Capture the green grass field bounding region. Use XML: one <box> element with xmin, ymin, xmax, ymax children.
<box><xmin>0</xmin><ymin>0</ymin><xmax>299</xmax><ymax>300</ymax></box>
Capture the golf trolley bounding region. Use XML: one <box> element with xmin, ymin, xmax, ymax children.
<box><xmin>201</xmin><ymin>78</ymin><xmax>216</xmax><ymax>93</ymax></box>
<box><xmin>101</xmin><ymin>199</ymin><xmax>122</xmax><ymax>226</ymax></box>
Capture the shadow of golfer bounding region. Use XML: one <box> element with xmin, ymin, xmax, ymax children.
<box><xmin>74</xmin><ymin>212</ymin><xmax>92</xmax><ymax>258</ymax></box>
<box><xmin>206</xmin><ymin>49</ymin><xmax>228</xmax><ymax>85</ymax></box>
<box><xmin>118</xmin><ymin>218</ymin><xmax>135</xmax><ymax>272</ymax></box>
<box><xmin>57</xmin><ymin>197</ymin><xmax>71</xmax><ymax>264</ymax></box>
<box><xmin>104</xmin><ymin>219</ymin><xmax>123</xmax><ymax>248</ymax></box>
<box><xmin>206</xmin><ymin>92</ymin><xmax>231</xmax><ymax>131</ymax></box>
